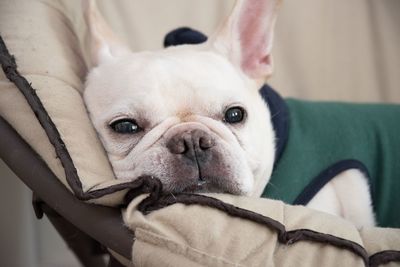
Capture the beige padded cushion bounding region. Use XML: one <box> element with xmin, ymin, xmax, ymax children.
<box><xmin>0</xmin><ymin>0</ymin><xmax>128</xmax><ymax>205</ymax></box>
<box><xmin>124</xmin><ymin>194</ymin><xmax>400</xmax><ymax>267</ymax></box>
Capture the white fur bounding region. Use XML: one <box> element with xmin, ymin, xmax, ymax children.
<box><xmin>83</xmin><ymin>0</ymin><xmax>375</xmax><ymax>227</ymax></box>
<box><xmin>84</xmin><ymin>47</ymin><xmax>276</xmax><ymax>195</ymax></box>
<box><xmin>308</xmin><ymin>169</ymin><xmax>376</xmax><ymax>228</ymax></box>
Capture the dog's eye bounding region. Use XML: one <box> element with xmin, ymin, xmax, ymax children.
<box><xmin>110</xmin><ymin>119</ymin><xmax>141</xmax><ymax>134</ymax></box>
<box><xmin>224</xmin><ymin>107</ymin><xmax>245</xmax><ymax>124</ymax></box>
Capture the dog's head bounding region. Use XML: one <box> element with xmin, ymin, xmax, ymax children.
<box><xmin>83</xmin><ymin>0</ymin><xmax>281</xmax><ymax>196</ymax></box>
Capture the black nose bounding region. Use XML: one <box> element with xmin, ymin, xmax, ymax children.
<box><xmin>166</xmin><ymin>129</ymin><xmax>215</xmax><ymax>159</ymax></box>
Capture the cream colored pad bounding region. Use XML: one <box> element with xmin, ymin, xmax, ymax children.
<box><xmin>0</xmin><ymin>0</ymin><xmax>130</xmax><ymax>205</ymax></box>
<box><xmin>124</xmin><ymin>193</ymin><xmax>400</xmax><ymax>267</ymax></box>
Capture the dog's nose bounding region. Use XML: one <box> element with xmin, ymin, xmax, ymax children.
<box><xmin>166</xmin><ymin>129</ymin><xmax>215</xmax><ymax>157</ymax></box>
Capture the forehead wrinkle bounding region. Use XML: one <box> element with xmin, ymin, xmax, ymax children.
<box><xmin>172</xmin><ymin>66</ymin><xmax>245</xmax><ymax>119</ymax></box>
<box><xmin>121</xmin><ymin>49</ymin><xmax>246</xmax><ymax>96</ymax></box>
<box><xmin>100</xmin><ymin>49</ymin><xmax>250</xmax><ymax>121</ymax></box>
<box><xmin>148</xmin><ymin>52</ymin><xmax>237</xmax><ymax>96</ymax></box>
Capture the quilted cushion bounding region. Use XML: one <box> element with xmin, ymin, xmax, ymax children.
<box><xmin>123</xmin><ymin>184</ymin><xmax>400</xmax><ymax>267</ymax></box>
<box><xmin>0</xmin><ymin>0</ymin><xmax>132</xmax><ymax>205</ymax></box>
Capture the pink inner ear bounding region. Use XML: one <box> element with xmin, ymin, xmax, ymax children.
<box><xmin>238</xmin><ymin>1</ymin><xmax>274</xmax><ymax>77</ymax></box>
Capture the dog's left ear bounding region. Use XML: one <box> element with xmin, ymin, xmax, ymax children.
<box><xmin>210</xmin><ymin>0</ymin><xmax>281</xmax><ymax>83</ymax></box>
<box><xmin>83</xmin><ymin>0</ymin><xmax>131</xmax><ymax>67</ymax></box>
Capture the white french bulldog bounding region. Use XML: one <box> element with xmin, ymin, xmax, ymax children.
<box><xmin>83</xmin><ymin>0</ymin><xmax>375</xmax><ymax>228</ymax></box>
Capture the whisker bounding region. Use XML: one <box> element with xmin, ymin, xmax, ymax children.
<box><xmin>270</xmin><ymin>109</ymin><xmax>282</xmax><ymax>119</ymax></box>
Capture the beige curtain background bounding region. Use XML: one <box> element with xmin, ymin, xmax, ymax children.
<box><xmin>1</xmin><ymin>0</ymin><xmax>399</xmax><ymax>266</ymax></box>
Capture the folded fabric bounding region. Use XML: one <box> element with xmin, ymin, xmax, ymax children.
<box><xmin>123</xmin><ymin>183</ymin><xmax>400</xmax><ymax>267</ymax></box>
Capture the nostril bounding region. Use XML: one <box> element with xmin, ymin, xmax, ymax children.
<box><xmin>199</xmin><ymin>136</ymin><xmax>214</xmax><ymax>150</ymax></box>
<box><xmin>182</xmin><ymin>138</ymin><xmax>190</xmax><ymax>153</ymax></box>
<box><xmin>167</xmin><ymin>136</ymin><xmax>187</xmax><ymax>154</ymax></box>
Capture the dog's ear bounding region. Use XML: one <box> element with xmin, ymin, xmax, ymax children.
<box><xmin>210</xmin><ymin>0</ymin><xmax>281</xmax><ymax>82</ymax></box>
<box><xmin>83</xmin><ymin>0</ymin><xmax>130</xmax><ymax>67</ymax></box>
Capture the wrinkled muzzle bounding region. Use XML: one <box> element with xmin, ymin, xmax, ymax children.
<box><xmin>161</xmin><ymin>123</ymin><xmax>244</xmax><ymax>194</ymax></box>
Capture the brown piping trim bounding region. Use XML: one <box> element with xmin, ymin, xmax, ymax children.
<box><xmin>138</xmin><ymin>193</ymin><xmax>286</xmax><ymax>236</ymax></box>
<box><xmin>0</xmin><ymin>36</ymin><xmax>83</xmax><ymax>194</ymax></box>
<box><xmin>284</xmin><ymin>229</ymin><xmax>369</xmax><ymax>262</ymax></box>
<box><xmin>0</xmin><ymin>35</ymin><xmax>150</xmax><ymax>201</ymax></box>
<box><xmin>369</xmin><ymin>250</ymin><xmax>400</xmax><ymax>267</ymax></box>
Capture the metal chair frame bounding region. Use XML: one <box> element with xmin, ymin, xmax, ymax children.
<box><xmin>0</xmin><ymin>117</ymin><xmax>133</xmax><ymax>267</ymax></box>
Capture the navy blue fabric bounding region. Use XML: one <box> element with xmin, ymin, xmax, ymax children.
<box><xmin>293</xmin><ymin>159</ymin><xmax>372</xmax><ymax>205</ymax></box>
<box><xmin>259</xmin><ymin>85</ymin><xmax>289</xmax><ymax>165</ymax></box>
<box><xmin>164</xmin><ymin>27</ymin><xmax>208</xmax><ymax>47</ymax></box>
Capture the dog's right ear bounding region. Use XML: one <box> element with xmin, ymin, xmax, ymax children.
<box><xmin>83</xmin><ymin>0</ymin><xmax>130</xmax><ymax>67</ymax></box>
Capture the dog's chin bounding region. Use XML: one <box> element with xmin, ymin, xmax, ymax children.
<box><xmin>161</xmin><ymin>177</ymin><xmax>245</xmax><ymax>195</ymax></box>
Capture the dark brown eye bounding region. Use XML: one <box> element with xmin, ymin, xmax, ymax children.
<box><xmin>224</xmin><ymin>107</ymin><xmax>245</xmax><ymax>124</ymax></box>
<box><xmin>110</xmin><ymin>119</ymin><xmax>141</xmax><ymax>134</ymax></box>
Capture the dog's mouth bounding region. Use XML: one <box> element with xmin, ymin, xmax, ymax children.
<box><xmin>181</xmin><ymin>180</ymin><xmax>209</xmax><ymax>193</ymax></box>
<box><xmin>165</xmin><ymin>176</ymin><xmax>242</xmax><ymax>195</ymax></box>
